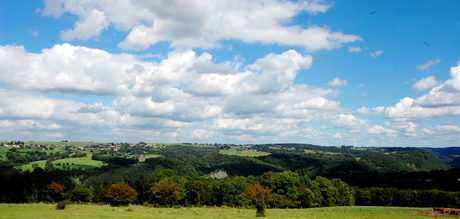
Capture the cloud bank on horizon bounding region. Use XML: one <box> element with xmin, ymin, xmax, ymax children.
<box><xmin>1</xmin><ymin>0</ymin><xmax>459</xmax><ymax>146</ymax></box>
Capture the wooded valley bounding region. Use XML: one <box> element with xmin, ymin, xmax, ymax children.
<box><xmin>1</xmin><ymin>142</ymin><xmax>460</xmax><ymax>210</ymax></box>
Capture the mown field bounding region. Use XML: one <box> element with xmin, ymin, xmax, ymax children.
<box><xmin>0</xmin><ymin>204</ymin><xmax>436</xmax><ymax>219</ymax></box>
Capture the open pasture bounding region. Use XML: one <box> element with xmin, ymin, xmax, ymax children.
<box><xmin>219</xmin><ymin>150</ymin><xmax>270</xmax><ymax>157</ymax></box>
<box><xmin>19</xmin><ymin>156</ymin><xmax>105</xmax><ymax>170</ymax></box>
<box><xmin>0</xmin><ymin>147</ymin><xmax>9</xmax><ymax>160</ymax></box>
<box><xmin>0</xmin><ymin>204</ymin><xmax>437</xmax><ymax>219</ymax></box>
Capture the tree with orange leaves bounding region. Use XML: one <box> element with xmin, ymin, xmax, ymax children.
<box><xmin>245</xmin><ymin>182</ymin><xmax>272</xmax><ymax>217</ymax></box>
<box><xmin>102</xmin><ymin>182</ymin><xmax>137</xmax><ymax>206</ymax></box>
<box><xmin>46</xmin><ymin>182</ymin><xmax>67</xmax><ymax>202</ymax></box>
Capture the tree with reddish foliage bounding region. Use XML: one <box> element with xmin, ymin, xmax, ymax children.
<box><xmin>46</xmin><ymin>182</ymin><xmax>67</xmax><ymax>202</ymax></box>
<box><xmin>102</xmin><ymin>182</ymin><xmax>137</xmax><ymax>206</ymax></box>
<box><xmin>245</xmin><ymin>182</ymin><xmax>272</xmax><ymax>217</ymax></box>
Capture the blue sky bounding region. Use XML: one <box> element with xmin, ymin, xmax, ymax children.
<box><xmin>1</xmin><ymin>0</ymin><xmax>460</xmax><ymax>147</ymax></box>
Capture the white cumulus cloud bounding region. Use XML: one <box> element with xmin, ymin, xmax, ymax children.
<box><xmin>40</xmin><ymin>0</ymin><xmax>361</xmax><ymax>51</ymax></box>
<box><xmin>0</xmin><ymin>43</ymin><xmax>358</xmax><ymax>142</ymax></box>
<box><xmin>60</xmin><ymin>9</ymin><xmax>109</xmax><ymax>40</ymax></box>
<box><xmin>385</xmin><ymin>63</ymin><xmax>460</xmax><ymax>122</ymax></box>
<box><xmin>0</xmin><ymin>44</ymin><xmax>137</xmax><ymax>96</ymax></box>
<box><xmin>357</xmin><ymin>106</ymin><xmax>385</xmax><ymax>115</ymax></box>
<box><xmin>422</xmin><ymin>125</ymin><xmax>460</xmax><ymax>135</ymax></box>
<box><xmin>413</xmin><ymin>76</ymin><xmax>440</xmax><ymax>92</ymax></box>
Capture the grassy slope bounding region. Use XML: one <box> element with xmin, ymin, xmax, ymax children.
<box><xmin>219</xmin><ymin>150</ymin><xmax>270</xmax><ymax>157</ymax></box>
<box><xmin>0</xmin><ymin>147</ymin><xmax>9</xmax><ymax>160</ymax></box>
<box><xmin>0</xmin><ymin>204</ymin><xmax>434</xmax><ymax>219</ymax></box>
<box><xmin>19</xmin><ymin>155</ymin><xmax>105</xmax><ymax>170</ymax></box>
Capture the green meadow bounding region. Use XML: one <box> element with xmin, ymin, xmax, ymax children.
<box><xmin>19</xmin><ymin>156</ymin><xmax>105</xmax><ymax>170</ymax></box>
<box><xmin>161</xmin><ymin>143</ymin><xmax>215</xmax><ymax>148</ymax></box>
<box><xmin>219</xmin><ymin>150</ymin><xmax>270</xmax><ymax>157</ymax></box>
<box><xmin>0</xmin><ymin>147</ymin><xmax>9</xmax><ymax>160</ymax></box>
<box><xmin>0</xmin><ymin>204</ymin><xmax>435</xmax><ymax>219</ymax></box>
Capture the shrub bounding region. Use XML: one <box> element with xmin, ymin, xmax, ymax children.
<box><xmin>70</xmin><ymin>188</ymin><xmax>92</xmax><ymax>202</ymax></box>
<box><xmin>56</xmin><ymin>201</ymin><xmax>66</xmax><ymax>210</ymax></box>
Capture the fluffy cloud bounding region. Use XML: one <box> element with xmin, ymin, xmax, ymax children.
<box><xmin>60</xmin><ymin>9</ymin><xmax>109</xmax><ymax>40</ymax></box>
<box><xmin>385</xmin><ymin>121</ymin><xmax>418</xmax><ymax>133</ymax></box>
<box><xmin>367</xmin><ymin>125</ymin><xmax>397</xmax><ymax>135</ymax></box>
<box><xmin>0</xmin><ymin>120</ymin><xmax>61</xmax><ymax>130</ymax></box>
<box><xmin>191</xmin><ymin>129</ymin><xmax>216</xmax><ymax>139</ymax></box>
<box><xmin>41</xmin><ymin>0</ymin><xmax>361</xmax><ymax>51</ymax></box>
<box><xmin>327</xmin><ymin>77</ymin><xmax>348</xmax><ymax>87</ymax></box>
<box><xmin>0</xmin><ymin>44</ymin><xmax>137</xmax><ymax>96</ymax></box>
<box><xmin>7</xmin><ymin>43</ymin><xmax>458</xmax><ymax>145</ymax></box>
<box><xmin>357</xmin><ymin>106</ymin><xmax>385</xmax><ymax>115</ymax></box>
<box><xmin>385</xmin><ymin>63</ymin><xmax>460</xmax><ymax>122</ymax></box>
<box><xmin>330</xmin><ymin>114</ymin><xmax>368</xmax><ymax>130</ymax></box>
<box><xmin>440</xmin><ymin>64</ymin><xmax>460</xmax><ymax>92</ymax></box>
<box><xmin>422</xmin><ymin>125</ymin><xmax>460</xmax><ymax>135</ymax></box>
<box><xmin>0</xmin><ymin>90</ymin><xmax>79</xmax><ymax>120</ymax></box>
<box><xmin>1</xmin><ymin>43</ymin><xmax>355</xmax><ymax>142</ymax></box>
<box><xmin>412</xmin><ymin>76</ymin><xmax>439</xmax><ymax>92</ymax></box>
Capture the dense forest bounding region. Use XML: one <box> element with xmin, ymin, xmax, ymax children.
<box><xmin>1</xmin><ymin>142</ymin><xmax>460</xmax><ymax>209</ymax></box>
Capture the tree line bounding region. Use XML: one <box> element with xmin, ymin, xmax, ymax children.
<box><xmin>1</xmin><ymin>167</ymin><xmax>460</xmax><ymax>210</ymax></box>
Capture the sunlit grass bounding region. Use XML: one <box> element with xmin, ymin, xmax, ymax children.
<box><xmin>219</xmin><ymin>150</ymin><xmax>270</xmax><ymax>157</ymax></box>
<box><xmin>0</xmin><ymin>147</ymin><xmax>9</xmax><ymax>160</ymax></box>
<box><xmin>0</xmin><ymin>204</ymin><xmax>435</xmax><ymax>219</ymax></box>
<box><xmin>19</xmin><ymin>156</ymin><xmax>105</xmax><ymax>170</ymax></box>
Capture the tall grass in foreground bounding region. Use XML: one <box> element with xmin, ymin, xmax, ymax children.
<box><xmin>0</xmin><ymin>204</ymin><xmax>436</xmax><ymax>219</ymax></box>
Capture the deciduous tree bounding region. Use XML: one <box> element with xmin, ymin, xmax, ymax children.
<box><xmin>47</xmin><ymin>182</ymin><xmax>67</xmax><ymax>202</ymax></box>
<box><xmin>260</xmin><ymin>171</ymin><xmax>300</xmax><ymax>207</ymax></box>
<box><xmin>70</xmin><ymin>188</ymin><xmax>92</xmax><ymax>202</ymax></box>
<box><xmin>150</xmin><ymin>177</ymin><xmax>181</xmax><ymax>207</ymax></box>
<box><xmin>102</xmin><ymin>182</ymin><xmax>137</xmax><ymax>206</ymax></box>
<box><xmin>245</xmin><ymin>182</ymin><xmax>272</xmax><ymax>217</ymax></box>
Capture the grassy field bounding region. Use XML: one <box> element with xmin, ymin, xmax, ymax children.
<box><xmin>161</xmin><ymin>143</ymin><xmax>216</xmax><ymax>148</ymax></box>
<box><xmin>0</xmin><ymin>147</ymin><xmax>9</xmax><ymax>160</ymax></box>
<box><xmin>0</xmin><ymin>204</ymin><xmax>436</xmax><ymax>219</ymax></box>
<box><xmin>219</xmin><ymin>150</ymin><xmax>270</xmax><ymax>157</ymax></box>
<box><xmin>303</xmin><ymin>149</ymin><xmax>341</xmax><ymax>155</ymax></box>
<box><xmin>139</xmin><ymin>154</ymin><xmax>163</xmax><ymax>162</ymax></box>
<box><xmin>19</xmin><ymin>156</ymin><xmax>105</xmax><ymax>170</ymax></box>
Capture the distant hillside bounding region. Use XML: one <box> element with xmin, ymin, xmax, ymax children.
<box><xmin>1</xmin><ymin>142</ymin><xmax>457</xmax><ymax>191</ymax></box>
<box><xmin>253</xmin><ymin>144</ymin><xmax>449</xmax><ymax>172</ymax></box>
<box><xmin>250</xmin><ymin>144</ymin><xmax>452</xmax><ymax>189</ymax></box>
<box><xmin>420</xmin><ymin>147</ymin><xmax>460</xmax><ymax>168</ymax></box>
